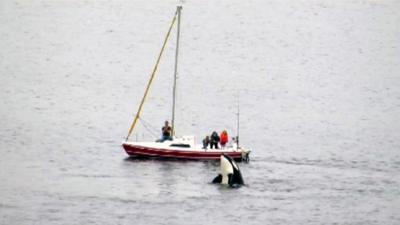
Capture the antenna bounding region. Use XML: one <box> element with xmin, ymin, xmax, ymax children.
<box><xmin>236</xmin><ymin>92</ymin><xmax>240</xmax><ymax>150</ymax></box>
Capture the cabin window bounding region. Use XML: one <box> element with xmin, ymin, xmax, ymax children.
<box><xmin>170</xmin><ymin>143</ymin><xmax>191</xmax><ymax>148</ymax></box>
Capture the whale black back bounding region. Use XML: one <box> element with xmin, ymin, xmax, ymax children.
<box><xmin>226</xmin><ymin>156</ymin><xmax>244</xmax><ymax>186</ymax></box>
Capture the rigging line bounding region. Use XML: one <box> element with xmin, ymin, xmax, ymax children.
<box><xmin>125</xmin><ymin>9</ymin><xmax>179</xmax><ymax>141</ymax></box>
<box><xmin>138</xmin><ymin>117</ymin><xmax>159</xmax><ymax>138</ymax></box>
<box><xmin>139</xmin><ymin>117</ymin><xmax>158</xmax><ymax>135</ymax></box>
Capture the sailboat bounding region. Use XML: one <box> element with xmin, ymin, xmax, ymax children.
<box><xmin>122</xmin><ymin>6</ymin><xmax>251</xmax><ymax>161</ymax></box>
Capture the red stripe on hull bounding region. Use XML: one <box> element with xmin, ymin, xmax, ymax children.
<box><xmin>122</xmin><ymin>143</ymin><xmax>243</xmax><ymax>160</ymax></box>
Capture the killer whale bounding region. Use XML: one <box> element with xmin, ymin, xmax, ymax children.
<box><xmin>212</xmin><ymin>154</ymin><xmax>244</xmax><ymax>187</ymax></box>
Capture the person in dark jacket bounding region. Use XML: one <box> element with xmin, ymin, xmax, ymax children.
<box><xmin>202</xmin><ymin>136</ymin><xmax>210</xmax><ymax>149</ymax></box>
<box><xmin>210</xmin><ymin>131</ymin><xmax>220</xmax><ymax>149</ymax></box>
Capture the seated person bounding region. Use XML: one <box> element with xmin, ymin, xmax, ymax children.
<box><xmin>231</xmin><ymin>136</ymin><xmax>238</xmax><ymax>149</ymax></box>
<box><xmin>202</xmin><ymin>136</ymin><xmax>210</xmax><ymax>149</ymax></box>
<box><xmin>159</xmin><ymin>120</ymin><xmax>172</xmax><ymax>142</ymax></box>
<box><xmin>210</xmin><ymin>131</ymin><xmax>220</xmax><ymax>149</ymax></box>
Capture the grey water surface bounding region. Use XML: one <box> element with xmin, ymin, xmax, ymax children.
<box><xmin>1</xmin><ymin>0</ymin><xmax>400</xmax><ymax>224</ymax></box>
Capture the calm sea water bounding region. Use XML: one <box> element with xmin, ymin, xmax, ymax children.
<box><xmin>1</xmin><ymin>0</ymin><xmax>399</xmax><ymax>224</ymax></box>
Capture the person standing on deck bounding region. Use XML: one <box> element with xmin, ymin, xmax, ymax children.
<box><xmin>210</xmin><ymin>131</ymin><xmax>220</xmax><ymax>149</ymax></box>
<box><xmin>220</xmin><ymin>130</ymin><xmax>228</xmax><ymax>148</ymax></box>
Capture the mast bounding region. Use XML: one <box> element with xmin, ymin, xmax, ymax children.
<box><xmin>125</xmin><ymin>8</ymin><xmax>179</xmax><ymax>141</ymax></box>
<box><xmin>171</xmin><ymin>6</ymin><xmax>182</xmax><ymax>135</ymax></box>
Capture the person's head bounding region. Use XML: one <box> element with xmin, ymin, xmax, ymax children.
<box><xmin>223</xmin><ymin>130</ymin><xmax>227</xmax><ymax>134</ymax></box>
<box><xmin>165</xmin><ymin>120</ymin><xmax>169</xmax><ymax>126</ymax></box>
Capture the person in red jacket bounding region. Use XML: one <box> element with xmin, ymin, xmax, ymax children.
<box><xmin>220</xmin><ymin>130</ymin><xmax>228</xmax><ymax>148</ymax></box>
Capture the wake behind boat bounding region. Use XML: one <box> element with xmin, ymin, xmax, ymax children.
<box><xmin>122</xmin><ymin>6</ymin><xmax>250</xmax><ymax>161</ymax></box>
